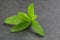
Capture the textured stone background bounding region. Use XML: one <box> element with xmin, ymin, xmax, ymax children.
<box><xmin>0</xmin><ymin>0</ymin><xmax>60</xmax><ymax>40</ymax></box>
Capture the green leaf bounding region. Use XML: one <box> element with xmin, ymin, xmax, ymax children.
<box><xmin>31</xmin><ymin>20</ymin><xmax>45</xmax><ymax>36</ymax></box>
<box><xmin>18</xmin><ymin>12</ymin><xmax>29</xmax><ymax>18</ymax></box>
<box><xmin>5</xmin><ymin>15</ymin><xmax>22</xmax><ymax>25</ymax></box>
<box><xmin>5</xmin><ymin>12</ymin><xmax>30</xmax><ymax>25</ymax></box>
<box><xmin>17</xmin><ymin>12</ymin><xmax>30</xmax><ymax>21</ymax></box>
<box><xmin>28</xmin><ymin>3</ymin><xmax>34</xmax><ymax>19</ymax></box>
<box><xmin>32</xmin><ymin>15</ymin><xmax>38</xmax><ymax>20</ymax></box>
<box><xmin>10</xmin><ymin>21</ymin><xmax>30</xmax><ymax>32</ymax></box>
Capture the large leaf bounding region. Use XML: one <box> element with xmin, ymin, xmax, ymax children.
<box><xmin>31</xmin><ymin>20</ymin><xmax>45</xmax><ymax>36</ymax></box>
<box><xmin>5</xmin><ymin>12</ymin><xmax>29</xmax><ymax>25</ymax></box>
<box><xmin>5</xmin><ymin>15</ymin><xmax>22</xmax><ymax>25</ymax></box>
<box><xmin>28</xmin><ymin>3</ymin><xmax>34</xmax><ymax>19</ymax></box>
<box><xmin>10</xmin><ymin>21</ymin><xmax>30</xmax><ymax>32</ymax></box>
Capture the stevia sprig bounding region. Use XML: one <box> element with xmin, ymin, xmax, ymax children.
<box><xmin>5</xmin><ymin>3</ymin><xmax>45</xmax><ymax>36</ymax></box>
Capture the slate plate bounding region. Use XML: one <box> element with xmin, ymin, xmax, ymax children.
<box><xmin>0</xmin><ymin>0</ymin><xmax>60</xmax><ymax>40</ymax></box>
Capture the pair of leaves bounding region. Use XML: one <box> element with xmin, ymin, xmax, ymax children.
<box><xmin>5</xmin><ymin>3</ymin><xmax>45</xmax><ymax>36</ymax></box>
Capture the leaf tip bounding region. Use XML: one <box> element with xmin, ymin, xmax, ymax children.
<box><xmin>4</xmin><ymin>18</ymin><xmax>8</xmax><ymax>24</ymax></box>
<box><xmin>10</xmin><ymin>29</ymin><xmax>15</xmax><ymax>32</ymax></box>
<box><xmin>41</xmin><ymin>32</ymin><xmax>46</xmax><ymax>37</ymax></box>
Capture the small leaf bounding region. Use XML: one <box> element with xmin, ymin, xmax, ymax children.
<box><xmin>28</xmin><ymin>3</ymin><xmax>34</xmax><ymax>19</ymax></box>
<box><xmin>5</xmin><ymin>15</ymin><xmax>22</xmax><ymax>25</ymax></box>
<box><xmin>32</xmin><ymin>15</ymin><xmax>38</xmax><ymax>20</ymax></box>
<box><xmin>17</xmin><ymin>12</ymin><xmax>30</xmax><ymax>21</ymax></box>
<box><xmin>18</xmin><ymin>12</ymin><xmax>29</xmax><ymax>18</ymax></box>
<box><xmin>10</xmin><ymin>21</ymin><xmax>30</xmax><ymax>32</ymax></box>
<box><xmin>31</xmin><ymin>20</ymin><xmax>45</xmax><ymax>36</ymax></box>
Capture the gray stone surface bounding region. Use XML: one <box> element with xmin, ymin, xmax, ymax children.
<box><xmin>0</xmin><ymin>0</ymin><xmax>60</xmax><ymax>40</ymax></box>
